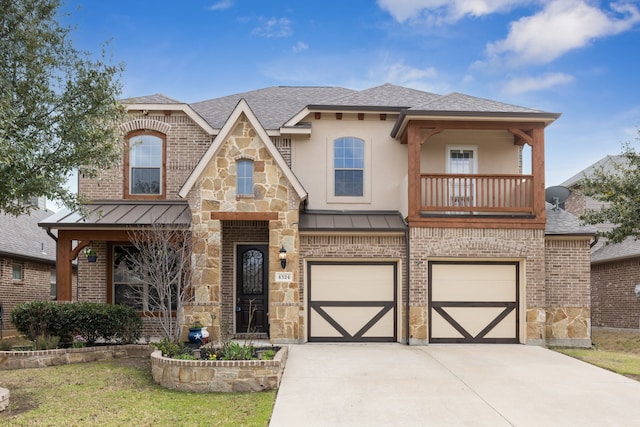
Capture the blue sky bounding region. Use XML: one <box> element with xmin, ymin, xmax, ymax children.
<box><xmin>62</xmin><ymin>0</ymin><xmax>640</xmax><ymax>186</ymax></box>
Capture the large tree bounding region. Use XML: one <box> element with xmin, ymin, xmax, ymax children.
<box><xmin>0</xmin><ymin>0</ymin><xmax>125</xmax><ymax>216</ymax></box>
<box><xmin>579</xmin><ymin>135</ymin><xmax>640</xmax><ymax>244</ymax></box>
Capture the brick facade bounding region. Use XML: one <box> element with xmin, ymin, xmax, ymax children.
<box><xmin>79</xmin><ymin>113</ymin><xmax>211</xmax><ymax>201</ymax></box>
<box><xmin>592</xmin><ymin>259</ymin><xmax>640</xmax><ymax>329</ymax></box>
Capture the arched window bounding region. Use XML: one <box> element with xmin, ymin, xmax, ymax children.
<box><xmin>124</xmin><ymin>130</ymin><xmax>165</xmax><ymax>198</ymax></box>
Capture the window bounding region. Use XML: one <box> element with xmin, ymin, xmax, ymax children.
<box><xmin>112</xmin><ymin>245</ymin><xmax>177</xmax><ymax>311</ymax></box>
<box><xmin>12</xmin><ymin>263</ymin><xmax>23</xmax><ymax>281</ymax></box>
<box><xmin>125</xmin><ymin>131</ymin><xmax>165</xmax><ymax>198</ymax></box>
<box><xmin>50</xmin><ymin>269</ymin><xmax>57</xmax><ymax>300</ymax></box>
<box><xmin>334</xmin><ymin>137</ymin><xmax>364</xmax><ymax>197</ymax></box>
<box><xmin>237</xmin><ymin>159</ymin><xmax>254</xmax><ymax>196</ymax></box>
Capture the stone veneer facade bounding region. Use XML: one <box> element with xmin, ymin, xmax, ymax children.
<box><xmin>184</xmin><ymin>114</ymin><xmax>301</xmax><ymax>343</ymax></box>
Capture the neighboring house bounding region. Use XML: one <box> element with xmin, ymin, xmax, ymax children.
<box><xmin>561</xmin><ymin>156</ymin><xmax>640</xmax><ymax>330</ymax></box>
<box><xmin>0</xmin><ymin>199</ymin><xmax>77</xmax><ymax>337</ymax></box>
<box><xmin>41</xmin><ymin>84</ymin><xmax>594</xmax><ymax>346</ymax></box>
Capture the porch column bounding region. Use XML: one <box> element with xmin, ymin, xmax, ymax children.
<box><xmin>56</xmin><ymin>230</ymin><xmax>73</xmax><ymax>301</ymax></box>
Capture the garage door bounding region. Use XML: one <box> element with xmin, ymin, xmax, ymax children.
<box><xmin>429</xmin><ymin>261</ymin><xmax>519</xmax><ymax>344</ymax></box>
<box><xmin>308</xmin><ymin>262</ymin><xmax>397</xmax><ymax>342</ymax></box>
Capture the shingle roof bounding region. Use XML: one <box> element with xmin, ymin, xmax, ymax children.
<box><xmin>560</xmin><ymin>155</ymin><xmax>626</xmax><ymax>188</ymax></box>
<box><xmin>545</xmin><ymin>203</ymin><xmax>597</xmax><ymax>236</ymax></box>
<box><xmin>190</xmin><ymin>86</ymin><xmax>356</xmax><ymax>130</ymax></box>
<box><xmin>40</xmin><ymin>201</ymin><xmax>191</xmax><ymax>228</ymax></box>
<box><xmin>121</xmin><ymin>94</ymin><xmax>182</xmax><ymax>104</ymax></box>
<box><xmin>123</xmin><ymin>84</ymin><xmax>558</xmax><ymax>132</ymax></box>
<box><xmin>0</xmin><ymin>208</ymin><xmax>57</xmax><ymax>263</ymax></box>
<box><xmin>591</xmin><ymin>236</ymin><xmax>640</xmax><ymax>263</ymax></box>
<box><xmin>314</xmin><ymin>83</ymin><xmax>440</xmax><ymax>109</ymax></box>
<box><xmin>413</xmin><ymin>92</ymin><xmax>546</xmax><ymax>113</ymax></box>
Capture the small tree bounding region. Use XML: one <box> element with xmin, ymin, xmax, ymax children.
<box><xmin>580</xmin><ymin>135</ymin><xmax>640</xmax><ymax>244</ymax></box>
<box><xmin>122</xmin><ymin>224</ymin><xmax>193</xmax><ymax>342</ymax></box>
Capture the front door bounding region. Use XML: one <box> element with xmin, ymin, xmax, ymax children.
<box><xmin>236</xmin><ymin>245</ymin><xmax>269</xmax><ymax>334</ymax></box>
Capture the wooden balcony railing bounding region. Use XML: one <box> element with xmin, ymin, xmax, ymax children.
<box><xmin>421</xmin><ymin>174</ymin><xmax>534</xmax><ymax>214</ymax></box>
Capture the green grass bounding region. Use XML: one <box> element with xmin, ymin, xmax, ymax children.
<box><xmin>554</xmin><ymin>328</ymin><xmax>640</xmax><ymax>379</ymax></box>
<box><xmin>0</xmin><ymin>358</ymin><xmax>275</xmax><ymax>426</ymax></box>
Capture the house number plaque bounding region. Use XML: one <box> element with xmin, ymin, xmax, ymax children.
<box><xmin>275</xmin><ymin>272</ymin><xmax>293</xmax><ymax>282</ymax></box>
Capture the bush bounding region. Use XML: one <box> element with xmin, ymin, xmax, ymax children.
<box><xmin>35</xmin><ymin>335</ymin><xmax>60</xmax><ymax>350</ymax></box>
<box><xmin>10</xmin><ymin>302</ymin><xmax>142</xmax><ymax>346</ymax></box>
<box><xmin>152</xmin><ymin>338</ymin><xmax>191</xmax><ymax>358</ymax></box>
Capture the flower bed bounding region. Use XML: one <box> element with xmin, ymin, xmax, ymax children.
<box><xmin>0</xmin><ymin>345</ymin><xmax>152</xmax><ymax>370</ymax></box>
<box><xmin>150</xmin><ymin>345</ymin><xmax>288</xmax><ymax>392</ymax></box>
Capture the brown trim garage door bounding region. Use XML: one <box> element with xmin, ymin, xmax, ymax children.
<box><xmin>308</xmin><ymin>261</ymin><xmax>397</xmax><ymax>342</ymax></box>
<box><xmin>429</xmin><ymin>261</ymin><xmax>519</xmax><ymax>344</ymax></box>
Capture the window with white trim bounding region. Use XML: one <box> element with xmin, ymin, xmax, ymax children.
<box><xmin>125</xmin><ymin>131</ymin><xmax>165</xmax><ymax>198</ymax></box>
<box><xmin>12</xmin><ymin>263</ymin><xmax>23</xmax><ymax>281</ymax></box>
<box><xmin>334</xmin><ymin>137</ymin><xmax>364</xmax><ymax>197</ymax></box>
<box><xmin>237</xmin><ymin>159</ymin><xmax>254</xmax><ymax>196</ymax></box>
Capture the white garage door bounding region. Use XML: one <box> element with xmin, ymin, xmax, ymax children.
<box><xmin>429</xmin><ymin>261</ymin><xmax>519</xmax><ymax>344</ymax></box>
<box><xmin>308</xmin><ymin>262</ymin><xmax>397</xmax><ymax>342</ymax></box>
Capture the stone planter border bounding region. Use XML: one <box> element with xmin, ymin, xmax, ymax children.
<box><xmin>0</xmin><ymin>345</ymin><xmax>152</xmax><ymax>370</ymax></box>
<box><xmin>150</xmin><ymin>346</ymin><xmax>289</xmax><ymax>392</ymax></box>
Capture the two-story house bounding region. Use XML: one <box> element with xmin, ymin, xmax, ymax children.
<box><xmin>40</xmin><ymin>84</ymin><xmax>594</xmax><ymax>346</ymax></box>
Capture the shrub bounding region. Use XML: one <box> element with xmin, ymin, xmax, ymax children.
<box><xmin>10</xmin><ymin>302</ymin><xmax>142</xmax><ymax>346</ymax></box>
<box><xmin>35</xmin><ymin>335</ymin><xmax>60</xmax><ymax>350</ymax></box>
<box><xmin>152</xmin><ymin>337</ymin><xmax>191</xmax><ymax>358</ymax></box>
<box><xmin>220</xmin><ymin>342</ymin><xmax>254</xmax><ymax>360</ymax></box>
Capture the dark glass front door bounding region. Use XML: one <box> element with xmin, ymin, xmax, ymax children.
<box><xmin>236</xmin><ymin>245</ymin><xmax>269</xmax><ymax>334</ymax></box>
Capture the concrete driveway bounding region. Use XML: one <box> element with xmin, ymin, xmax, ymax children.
<box><xmin>269</xmin><ymin>344</ymin><xmax>640</xmax><ymax>426</ymax></box>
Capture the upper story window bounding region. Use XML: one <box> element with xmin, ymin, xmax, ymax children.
<box><xmin>125</xmin><ymin>130</ymin><xmax>165</xmax><ymax>199</ymax></box>
<box><xmin>237</xmin><ymin>159</ymin><xmax>254</xmax><ymax>197</ymax></box>
<box><xmin>334</xmin><ymin>137</ymin><xmax>364</xmax><ymax>197</ymax></box>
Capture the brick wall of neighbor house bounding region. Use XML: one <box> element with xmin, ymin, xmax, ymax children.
<box><xmin>563</xmin><ymin>192</ymin><xmax>586</xmax><ymax>217</ymax></box>
<box><xmin>79</xmin><ymin>113</ymin><xmax>211</xmax><ymax>200</ymax></box>
<box><xmin>220</xmin><ymin>220</ymin><xmax>270</xmax><ymax>338</ymax></box>
<box><xmin>409</xmin><ymin>228</ymin><xmax>545</xmax><ymax>344</ymax></box>
<box><xmin>300</xmin><ymin>234</ymin><xmax>407</xmax><ymax>341</ymax></box>
<box><xmin>592</xmin><ymin>258</ymin><xmax>640</xmax><ymax>329</ymax></box>
<box><xmin>0</xmin><ymin>257</ymin><xmax>77</xmax><ymax>336</ymax></box>
<box><xmin>545</xmin><ymin>238</ymin><xmax>592</xmax><ymax>344</ymax></box>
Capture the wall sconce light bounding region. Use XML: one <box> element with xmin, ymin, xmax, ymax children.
<box><xmin>279</xmin><ymin>246</ymin><xmax>287</xmax><ymax>270</ymax></box>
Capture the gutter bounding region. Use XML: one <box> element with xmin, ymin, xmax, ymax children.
<box><xmin>46</xmin><ymin>227</ymin><xmax>58</xmax><ymax>243</ymax></box>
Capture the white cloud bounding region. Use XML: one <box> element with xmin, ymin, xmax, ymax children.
<box><xmin>385</xmin><ymin>63</ymin><xmax>438</xmax><ymax>83</ymax></box>
<box><xmin>252</xmin><ymin>17</ymin><xmax>292</xmax><ymax>38</ymax></box>
<box><xmin>486</xmin><ymin>0</ymin><xmax>640</xmax><ymax>66</ymax></box>
<box><xmin>502</xmin><ymin>72</ymin><xmax>575</xmax><ymax>95</ymax></box>
<box><xmin>377</xmin><ymin>0</ymin><xmax>529</xmax><ymax>23</ymax></box>
<box><xmin>208</xmin><ymin>0</ymin><xmax>233</xmax><ymax>11</ymax></box>
<box><xmin>292</xmin><ymin>41</ymin><xmax>308</xmax><ymax>53</ymax></box>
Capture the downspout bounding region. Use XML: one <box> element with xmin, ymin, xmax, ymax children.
<box><xmin>46</xmin><ymin>227</ymin><xmax>58</xmax><ymax>242</ymax></box>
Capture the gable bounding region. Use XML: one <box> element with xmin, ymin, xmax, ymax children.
<box><xmin>179</xmin><ymin>99</ymin><xmax>307</xmax><ymax>205</ymax></box>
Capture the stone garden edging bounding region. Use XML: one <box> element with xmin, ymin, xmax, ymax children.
<box><xmin>0</xmin><ymin>344</ymin><xmax>152</xmax><ymax>370</ymax></box>
<box><xmin>150</xmin><ymin>346</ymin><xmax>289</xmax><ymax>392</ymax></box>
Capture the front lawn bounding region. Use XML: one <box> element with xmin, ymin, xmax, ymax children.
<box><xmin>0</xmin><ymin>357</ymin><xmax>275</xmax><ymax>426</ymax></box>
<box><xmin>554</xmin><ymin>328</ymin><xmax>640</xmax><ymax>380</ymax></box>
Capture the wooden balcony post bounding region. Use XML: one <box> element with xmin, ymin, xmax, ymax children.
<box><xmin>531</xmin><ymin>126</ymin><xmax>546</xmax><ymax>221</ymax></box>
<box><xmin>407</xmin><ymin>124</ymin><xmax>422</xmax><ymax>220</ymax></box>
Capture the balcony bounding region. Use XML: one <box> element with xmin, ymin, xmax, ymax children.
<box><xmin>420</xmin><ymin>174</ymin><xmax>534</xmax><ymax>215</ymax></box>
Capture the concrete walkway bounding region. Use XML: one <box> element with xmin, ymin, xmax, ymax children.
<box><xmin>270</xmin><ymin>344</ymin><xmax>640</xmax><ymax>426</ymax></box>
